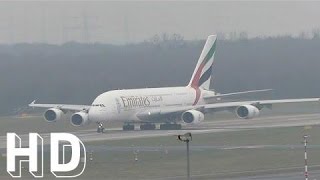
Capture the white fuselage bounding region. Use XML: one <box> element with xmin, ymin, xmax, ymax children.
<box><xmin>88</xmin><ymin>86</ymin><xmax>210</xmax><ymax>123</ymax></box>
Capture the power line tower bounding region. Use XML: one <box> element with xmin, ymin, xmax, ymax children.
<box><xmin>79</xmin><ymin>9</ymin><xmax>101</xmax><ymax>43</ymax></box>
<box><xmin>62</xmin><ymin>22</ymin><xmax>78</xmax><ymax>43</ymax></box>
<box><xmin>0</xmin><ymin>15</ymin><xmax>15</xmax><ymax>44</ymax></box>
<box><xmin>41</xmin><ymin>6</ymin><xmax>47</xmax><ymax>43</ymax></box>
<box><xmin>123</xmin><ymin>13</ymin><xmax>130</xmax><ymax>44</ymax></box>
<box><xmin>81</xmin><ymin>10</ymin><xmax>90</xmax><ymax>43</ymax></box>
<box><xmin>61</xmin><ymin>9</ymin><xmax>101</xmax><ymax>43</ymax></box>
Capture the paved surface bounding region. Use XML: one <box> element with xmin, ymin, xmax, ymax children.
<box><xmin>151</xmin><ymin>165</ymin><xmax>320</xmax><ymax>180</ymax></box>
<box><xmin>1</xmin><ymin>113</ymin><xmax>320</xmax><ymax>179</ymax></box>
<box><xmin>2</xmin><ymin>166</ymin><xmax>319</xmax><ymax>180</ymax></box>
<box><xmin>1</xmin><ymin>113</ymin><xmax>320</xmax><ymax>149</ymax></box>
<box><xmin>227</xmin><ymin>169</ymin><xmax>320</xmax><ymax>180</ymax></box>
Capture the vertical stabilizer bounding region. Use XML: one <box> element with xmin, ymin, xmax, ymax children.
<box><xmin>188</xmin><ymin>35</ymin><xmax>217</xmax><ymax>90</ymax></box>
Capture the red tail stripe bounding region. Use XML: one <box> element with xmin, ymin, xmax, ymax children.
<box><xmin>190</xmin><ymin>62</ymin><xmax>206</xmax><ymax>88</ymax></box>
<box><xmin>192</xmin><ymin>88</ymin><xmax>201</xmax><ymax>105</ymax></box>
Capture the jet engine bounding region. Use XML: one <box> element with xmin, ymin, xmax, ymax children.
<box><xmin>71</xmin><ymin>112</ymin><xmax>90</xmax><ymax>126</ymax></box>
<box><xmin>44</xmin><ymin>108</ymin><xmax>64</xmax><ymax>122</ymax></box>
<box><xmin>181</xmin><ymin>110</ymin><xmax>204</xmax><ymax>124</ymax></box>
<box><xmin>236</xmin><ymin>105</ymin><xmax>260</xmax><ymax>119</ymax></box>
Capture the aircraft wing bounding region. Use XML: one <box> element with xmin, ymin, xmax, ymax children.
<box><xmin>204</xmin><ymin>98</ymin><xmax>320</xmax><ymax>111</ymax></box>
<box><xmin>136</xmin><ymin>105</ymin><xmax>204</xmax><ymax>120</ymax></box>
<box><xmin>137</xmin><ymin>98</ymin><xmax>319</xmax><ymax>120</ymax></box>
<box><xmin>28</xmin><ymin>100</ymin><xmax>90</xmax><ymax>111</ymax></box>
<box><xmin>203</xmin><ymin>89</ymin><xmax>273</xmax><ymax>100</ymax></box>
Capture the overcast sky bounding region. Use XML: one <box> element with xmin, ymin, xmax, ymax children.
<box><xmin>0</xmin><ymin>1</ymin><xmax>319</xmax><ymax>44</ymax></box>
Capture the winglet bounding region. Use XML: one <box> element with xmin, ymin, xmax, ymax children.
<box><xmin>29</xmin><ymin>100</ymin><xmax>36</xmax><ymax>106</ymax></box>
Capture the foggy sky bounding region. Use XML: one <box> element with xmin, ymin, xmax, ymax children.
<box><xmin>0</xmin><ymin>1</ymin><xmax>320</xmax><ymax>44</ymax></box>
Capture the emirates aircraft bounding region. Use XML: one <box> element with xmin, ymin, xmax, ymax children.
<box><xmin>29</xmin><ymin>35</ymin><xmax>319</xmax><ymax>133</ymax></box>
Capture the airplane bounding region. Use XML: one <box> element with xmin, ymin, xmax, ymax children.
<box><xmin>29</xmin><ymin>35</ymin><xmax>320</xmax><ymax>133</ymax></box>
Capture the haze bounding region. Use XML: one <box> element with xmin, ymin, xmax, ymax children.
<box><xmin>0</xmin><ymin>1</ymin><xmax>320</xmax><ymax>44</ymax></box>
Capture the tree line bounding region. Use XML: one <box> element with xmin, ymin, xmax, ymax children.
<box><xmin>0</xmin><ymin>35</ymin><xmax>320</xmax><ymax>115</ymax></box>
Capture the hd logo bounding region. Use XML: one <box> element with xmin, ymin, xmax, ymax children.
<box><xmin>6</xmin><ymin>133</ymin><xmax>86</xmax><ymax>178</ymax></box>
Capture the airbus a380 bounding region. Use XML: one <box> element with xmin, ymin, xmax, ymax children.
<box><xmin>30</xmin><ymin>35</ymin><xmax>320</xmax><ymax>133</ymax></box>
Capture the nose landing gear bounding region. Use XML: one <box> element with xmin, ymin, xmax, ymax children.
<box><xmin>96</xmin><ymin>122</ymin><xmax>104</xmax><ymax>133</ymax></box>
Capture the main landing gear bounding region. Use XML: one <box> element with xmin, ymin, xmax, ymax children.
<box><xmin>140</xmin><ymin>123</ymin><xmax>156</xmax><ymax>130</ymax></box>
<box><xmin>123</xmin><ymin>123</ymin><xmax>157</xmax><ymax>131</ymax></box>
<box><xmin>122</xmin><ymin>123</ymin><xmax>182</xmax><ymax>131</ymax></box>
<box><xmin>123</xmin><ymin>123</ymin><xmax>135</xmax><ymax>131</ymax></box>
<box><xmin>160</xmin><ymin>123</ymin><xmax>182</xmax><ymax>130</ymax></box>
<box><xmin>96</xmin><ymin>122</ymin><xmax>105</xmax><ymax>133</ymax></box>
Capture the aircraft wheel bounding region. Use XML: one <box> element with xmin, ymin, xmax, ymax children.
<box><xmin>140</xmin><ymin>123</ymin><xmax>156</xmax><ymax>130</ymax></box>
<box><xmin>160</xmin><ymin>123</ymin><xmax>182</xmax><ymax>130</ymax></box>
<box><xmin>123</xmin><ymin>124</ymin><xmax>135</xmax><ymax>131</ymax></box>
<box><xmin>97</xmin><ymin>127</ymin><xmax>104</xmax><ymax>133</ymax></box>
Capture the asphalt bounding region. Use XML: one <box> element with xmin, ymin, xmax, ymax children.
<box><xmin>228</xmin><ymin>169</ymin><xmax>320</xmax><ymax>180</ymax></box>
<box><xmin>1</xmin><ymin>113</ymin><xmax>320</xmax><ymax>179</ymax></box>
<box><xmin>1</xmin><ymin>113</ymin><xmax>320</xmax><ymax>149</ymax></box>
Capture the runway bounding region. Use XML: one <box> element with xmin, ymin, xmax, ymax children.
<box><xmin>157</xmin><ymin>167</ymin><xmax>320</xmax><ymax>180</ymax></box>
<box><xmin>1</xmin><ymin>113</ymin><xmax>320</xmax><ymax>149</ymax></box>
<box><xmin>231</xmin><ymin>170</ymin><xmax>320</xmax><ymax>180</ymax></box>
<box><xmin>1</xmin><ymin>113</ymin><xmax>320</xmax><ymax>180</ymax></box>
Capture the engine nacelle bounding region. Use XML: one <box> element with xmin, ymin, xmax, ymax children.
<box><xmin>236</xmin><ymin>105</ymin><xmax>260</xmax><ymax>119</ymax></box>
<box><xmin>44</xmin><ymin>108</ymin><xmax>64</xmax><ymax>122</ymax></box>
<box><xmin>71</xmin><ymin>112</ymin><xmax>90</xmax><ymax>127</ymax></box>
<box><xmin>181</xmin><ymin>110</ymin><xmax>204</xmax><ymax>124</ymax></box>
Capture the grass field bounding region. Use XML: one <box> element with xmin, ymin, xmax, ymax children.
<box><xmin>3</xmin><ymin>126</ymin><xmax>319</xmax><ymax>179</ymax></box>
<box><xmin>77</xmin><ymin>126</ymin><xmax>320</xmax><ymax>179</ymax></box>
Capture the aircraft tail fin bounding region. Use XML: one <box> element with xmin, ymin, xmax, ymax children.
<box><xmin>188</xmin><ymin>35</ymin><xmax>217</xmax><ymax>90</ymax></box>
